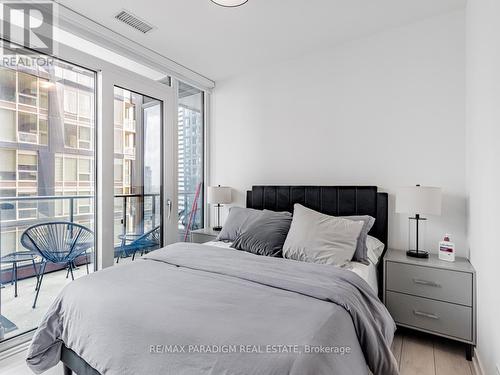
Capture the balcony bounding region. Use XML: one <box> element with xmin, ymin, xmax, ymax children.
<box><xmin>0</xmin><ymin>193</ymin><xmax>160</xmax><ymax>342</ymax></box>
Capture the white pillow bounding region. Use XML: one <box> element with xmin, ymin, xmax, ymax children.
<box><xmin>366</xmin><ymin>235</ymin><xmax>385</xmax><ymax>265</ymax></box>
<box><xmin>282</xmin><ymin>204</ymin><xmax>364</xmax><ymax>266</ymax></box>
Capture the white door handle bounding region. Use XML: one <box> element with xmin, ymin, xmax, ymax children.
<box><xmin>167</xmin><ymin>199</ymin><xmax>172</xmax><ymax>220</ymax></box>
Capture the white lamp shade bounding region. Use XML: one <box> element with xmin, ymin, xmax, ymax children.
<box><xmin>396</xmin><ymin>186</ymin><xmax>442</xmax><ymax>216</ymax></box>
<box><xmin>207</xmin><ymin>186</ymin><xmax>232</xmax><ymax>204</ymax></box>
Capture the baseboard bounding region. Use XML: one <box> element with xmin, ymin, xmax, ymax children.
<box><xmin>471</xmin><ymin>348</ymin><xmax>485</xmax><ymax>375</ymax></box>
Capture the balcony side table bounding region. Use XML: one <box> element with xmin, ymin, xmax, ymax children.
<box><xmin>0</xmin><ymin>251</ymin><xmax>39</xmax><ymax>297</ymax></box>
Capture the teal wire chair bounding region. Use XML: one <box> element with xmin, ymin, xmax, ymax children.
<box><xmin>115</xmin><ymin>226</ymin><xmax>160</xmax><ymax>263</ymax></box>
<box><xmin>21</xmin><ymin>222</ymin><xmax>94</xmax><ymax>308</ymax></box>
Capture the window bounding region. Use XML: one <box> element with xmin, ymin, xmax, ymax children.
<box><xmin>79</xmin><ymin>158</ymin><xmax>91</xmax><ymax>182</ymax></box>
<box><xmin>39</xmin><ymin>118</ymin><xmax>48</xmax><ymax>145</ymax></box>
<box><xmin>18</xmin><ymin>72</ymin><xmax>37</xmax><ymax>106</ymax></box>
<box><xmin>64</xmin><ymin>157</ymin><xmax>77</xmax><ymax>182</ymax></box>
<box><xmin>78</xmin><ymin>191</ymin><xmax>91</xmax><ymax>214</ymax></box>
<box><xmin>39</xmin><ymin>79</ymin><xmax>49</xmax><ymax>110</ymax></box>
<box><xmin>124</xmin><ymin>159</ymin><xmax>131</xmax><ymax>186</ymax></box>
<box><xmin>79</xmin><ymin>126</ymin><xmax>91</xmax><ymax>149</ymax></box>
<box><xmin>114</xmin><ymin>129</ymin><xmax>123</xmax><ymax>153</ymax></box>
<box><xmin>0</xmin><ymin>149</ymin><xmax>16</xmax><ymax>181</ymax></box>
<box><xmin>114</xmin><ymin>159</ymin><xmax>123</xmax><ymax>183</ymax></box>
<box><xmin>18</xmin><ymin>112</ymin><xmax>38</xmax><ymax>143</ymax></box>
<box><xmin>78</xmin><ymin>92</ymin><xmax>92</xmax><ymax>120</ymax></box>
<box><xmin>64</xmin><ymin>89</ymin><xmax>78</xmax><ymax>115</ymax></box>
<box><xmin>0</xmin><ymin>68</ymin><xmax>16</xmax><ymax>102</ymax></box>
<box><xmin>0</xmin><ymin>189</ymin><xmax>16</xmax><ymax>220</ymax></box>
<box><xmin>114</xmin><ymin>99</ymin><xmax>123</xmax><ymax>126</ymax></box>
<box><xmin>17</xmin><ymin>153</ymin><xmax>37</xmax><ymax>181</ymax></box>
<box><xmin>0</xmin><ymin>108</ymin><xmax>16</xmax><ymax>142</ymax></box>
<box><xmin>177</xmin><ymin>82</ymin><xmax>204</xmax><ymax>234</ymax></box>
<box><xmin>55</xmin><ymin>156</ymin><xmax>63</xmax><ymax>182</ymax></box>
<box><xmin>17</xmin><ymin>191</ymin><xmax>37</xmax><ymax>219</ymax></box>
<box><xmin>64</xmin><ymin>123</ymin><xmax>78</xmax><ymax>148</ymax></box>
<box><xmin>0</xmin><ymin>46</ymin><xmax>97</xmax><ymax>344</ymax></box>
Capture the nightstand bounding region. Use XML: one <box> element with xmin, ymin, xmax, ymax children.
<box><xmin>383</xmin><ymin>249</ymin><xmax>476</xmax><ymax>360</ymax></box>
<box><xmin>190</xmin><ymin>228</ymin><xmax>219</xmax><ymax>243</ymax></box>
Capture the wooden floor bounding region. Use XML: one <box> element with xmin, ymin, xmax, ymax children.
<box><xmin>392</xmin><ymin>328</ymin><xmax>474</xmax><ymax>375</ymax></box>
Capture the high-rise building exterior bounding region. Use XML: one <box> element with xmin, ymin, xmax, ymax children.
<box><xmin>0</xmin><ymin>61</ymin><xmax>143</xmax><ymax>255</ymax></box>
<box><xmin>177</xmin><ymin>82</ymin><xmax>204</xmax><ymax>234</ymax></box>
<box><xmin>0</xmin><ymin>60</ymin><xmax>97</xmax><ymax>256</ymax></box>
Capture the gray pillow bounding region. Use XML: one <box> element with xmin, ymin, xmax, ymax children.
<box><xmin>216</xmin><ymin>207</ymin><xmax>264</xmax><ymax>242</ymax></box>
<box><xmin>283</xmin><ymin>204</ymin><xmax>364</xmax><ymax>266</ymax></box>
<box><xmin>341</xmin><ymin>215</ymin><xmax>375</xmax><ymax>263</ymax></box>
<box><xmin>231</xmin><ymin>210</ymin><xmax>292</xmax><ymax>257</ymax></box>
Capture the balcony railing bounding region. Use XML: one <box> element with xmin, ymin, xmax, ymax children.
<box><xmin>0</xmin><ymin>193</ymin><xmax>160</xmax><ymax>283</ymax></box>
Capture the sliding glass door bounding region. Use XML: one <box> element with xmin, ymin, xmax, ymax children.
<box><xmin>177</xmin><ymin>82</ymin><xmax>204</xmax><ymax>241</ymax></box>
<box><xmin>113</xmin><ymin>87</ymin><xmax>164</xmax><ymax>264</ymax></box>
<box><xmin>0</xmin><ymin>32</ymin><xmax>178</xmax><ymax>348</ymax></box>
<box><xmin>0</xmin><ymin>48</ymin><xmax>97</xmax><ymax>341</ymax></box>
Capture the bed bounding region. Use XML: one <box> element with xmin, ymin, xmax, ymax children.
<box><xmin>205</xmin><ymin>239</ymin><xmax>380</xmax><ymax>294</ymax></box>
<box><xmin>26</xmin><ymin>185</ymin><xmax>397</xmax><ymax>375</ymax></box>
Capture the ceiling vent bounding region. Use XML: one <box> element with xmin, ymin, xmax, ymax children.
<box><xmin>114</xmin><ymin>10</ymin><xmax>155</xmax><ymax>34</ymax></box>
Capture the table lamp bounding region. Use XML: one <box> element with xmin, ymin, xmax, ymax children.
<box><xmin>207</xmin><ymin>185</ymin><xmax>232</xmax><ymax>231</ymax></box>
<box><xmin>396</xmin><ymin>185</ymin><xmax>442</xmax><ymax>258</ymax></box>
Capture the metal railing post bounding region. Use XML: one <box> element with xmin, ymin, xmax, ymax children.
<box><xmin>69</xmin><ymin>198</ymin><xmax>74</xmax><ymax>223</ymax></box>
<box><xmin>122</xmin><ymin>197</ymin><xmax>127</xmax><ymax>236</ymax></box>
<box><xmin>152</xmin><ymin>195</ymin><xmax>156</xmax><ymax>229</ymax></box>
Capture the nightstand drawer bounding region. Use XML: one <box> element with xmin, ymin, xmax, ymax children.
<box><xmin>386</xmin><ymin>261</ymin><xmax>472</xmax><ymax>306</ymax></box>
<box><xmin>386</xmin><ymin>291</ymin><xmax>472</xmax><ymax>342</ymax></box>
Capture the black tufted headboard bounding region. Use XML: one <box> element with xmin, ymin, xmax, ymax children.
<box><xmin>246</xmin><ymin>186</ymin><xmax>389</xmax><ymax>295</ymax></box>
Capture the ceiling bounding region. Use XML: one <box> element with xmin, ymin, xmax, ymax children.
<box><xmin>57</xmin><ymin>0</ymin><xmax>465</xmax><ymax>82</ymax></box>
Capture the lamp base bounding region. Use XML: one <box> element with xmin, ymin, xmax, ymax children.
<box><xmin>212</xmin><ymin>226</ymin><xmax>222</xmax><ymax>232</ymax></box>
<box><xmin>406</xmin><ymin>250</ymin><xmax>429</xmax><ymax>259</ymax></box>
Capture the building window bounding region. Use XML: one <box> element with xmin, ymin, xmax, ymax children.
<box><xmin>0</xmin><ymin>149</ymin><xmax>16</xmax><ymax>181</ymax></box>
<box><xmin>78</xmin><ymin>158</ymin><xmax>91</xmax><ymax>182</ymax></box>
<box><xmin>39</xmin><ymin>118</ymin><xmax>48</xmax><ymax>145</ymax></box>
<box><xmin>17</xmin><ymin>153</ymin><xmax>37</xmax><ymax>181</ymax></box>
<box><xmin>64</xmin><ymin>123</ymin><xmax>78</xmax><ymax>148</ymax></box>
<box><xmin>78</xmin><ymin>126</ymin><xmax>91</xmax><ymax>149</ymax></box>
<box><xmin>114</xmin><ymin>159</ymin><xmax>123</xmax><ymax>184</ymax></box>
<box><xmin>78</xmin><ymin>92</ymin><xmax>92</xmax><ymax>120</ymax></box>
<box><xmin>0</xmin><ymin>108</ymin><xmax>16</xmax><ymax>142</ymax></box>
<box><xmin>18</xmin><ymin>112</ymin><xmax>38</xmax><ymax>143</ymax></box>
<box><xmin>18</xmin><ymin>72</ymin><xmax>37</xmax><ymax>106</ymax></box>
<box><xmin>0</xmin><ymin>68</ymin><xmax>16</xmax><ymax>102</ymax></box>
<box><xmin>177</xmin><ymin>82</ymin><xmax>204</xmax><ymax>234</ymax></box>
<box><xmin>64</xmin><ymin>156</ymin><xmax>78</xmax><ymax>182</ymax></box>
<box><xmin>64</xmin><ymin>89</ymin><xmax>78</xmax><ymax>115</ymax></box>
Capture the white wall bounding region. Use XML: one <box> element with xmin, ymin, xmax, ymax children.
<box><xmin>211</xmin><ymin>10</ymin><xmax>467</xmax><ymax>255</ymax></box>
<box><xmin>466</xmin><ymin>0</ymin><xmax>500</xmax><ymax>373</ymax></box>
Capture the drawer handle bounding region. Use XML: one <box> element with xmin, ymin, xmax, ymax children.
<box><xmin>413</xmin><ymin>278</ymin><xmax>441</xmax><ymax>287</ymax></box>
<box><xmin>413</xmin><ymin>310</ymin><xmax>440</xmax><ymax>320</ymax></box>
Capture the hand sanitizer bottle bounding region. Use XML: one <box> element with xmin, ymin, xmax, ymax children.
<box><xmin>439</xmin><ymin>234</ymin><xmax>455</xmax><ymax>262</ymax></box>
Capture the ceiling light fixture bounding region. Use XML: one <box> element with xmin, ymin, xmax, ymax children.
<box><xmin>210</xmin><ymin>0</ymin><xmax>249</xmax><ymax>8</ymax></box>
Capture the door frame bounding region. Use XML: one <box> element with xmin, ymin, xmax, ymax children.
<box><xmin>57</xmin><ymin>44</ymin><xmax>176</xmax><ymax>269</ymax></box>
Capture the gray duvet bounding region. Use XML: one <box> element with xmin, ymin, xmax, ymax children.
<box><xmin>27</xmin><ymin>243</ymin><xmax>398</xmax><ymax>375</ymax></box>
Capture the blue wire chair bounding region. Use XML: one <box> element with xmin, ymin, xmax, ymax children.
<box><xmin>115</xmin><ymin>226</ymin><xmax>160</xmax><ymax>263</ymax></box>
<box><xmin>21</xmin><ymin>222</ymin><xmax>94</xmax><ymax>308</ymax></box>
